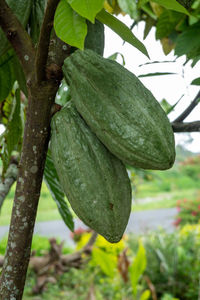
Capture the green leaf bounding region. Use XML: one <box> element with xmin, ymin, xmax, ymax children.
<box><xmin>0</xmin><ymin>0</ymin><xmax>33</xmax><ymax>56</ymax></box>
<box><xmin>129</xmin><ymin>241</ymin><xmax>147</xmax><ymax>296</ymax></box>
<box><xmin>152</xmin><ymin>0</ymin><xmax>189</xmax><ymax>14</ymax></box>
<box><xmin>0</xmin><ymin>89</ymin><xmax>22</xmax><ymax>176</ymax></box>
<box><xmin>166</xmin><ymin>95</ymin><xmax>183</xmax><ymax>114</ymax></box>
<box><xmin>0</xmin><ymin>52</ymin><xmax>16</xmax><ymax>102</ymax></box>
<box><xmin>156</xmin><ymin>10</ymin><xmax>183</xmax><ymax>40</ymax></box>
<box><xmin>54</xmin><ymin>0</ymin><xmax>87</xmax><ymax>49</ymax></box>
<box><xmin>139</xmin><ymin>60</ymin><xmax>176</xmax><ymax>66</ymax></box>
<box><xmin>0</xmin><ymin>94</ymin><xmax>13</xmax><ymax>126</ymax></box>
<box><xmin>96</xmin><ymin>9</ymin><xmax>149</xmax><ymax>58</ymax></box>
<box><xmin>29</xmin><ymin>0</ymin><xmax>48</xmax><ymax>43</ymax></box>
<box><xmin>175</xmin><ymin>24</ymin><xmax>200</xmax><ymax>58</ymax></box>
<box><xmin>144</xmin><ymin>15</ymin><xmax>155</xmax><ymax>39</ymax></box>
<box><xmin>140</xmin><ymin>290</ymin><xmax>151</xmax><ymax>300</ymax></box>
<box><xmin>138</xmin><ymin>72</ymin><xmax>177</xmax><ymax>78</ymax></box>
<box><xmin>191</xmin><ymin>77</ymin><xmax>200</xmax><ymax>85</ymax></box>
<box><xmin>68</xmin><ymin>0</ymin><xmax>104</xmax><ymax>23</ymax></box>
<box><xmin>161</xmin><ymin>96</ymin><xmax>183</xmax><ymax>115</ymax></box>
<box><xmin>118</xmin><ymin>0</ymin><xmax>139</xmax><ymax>20</ymax></box>
<box><xmin>107</xmin><ymin>52</ymin><xmax>126</xmax><ymax>65</ymax></box>
<box><xmin>176</xmin><ymin>0</ymin><xmax>193</xmax><ymax>9</ymax></box>
<box><xmin>44</xmin><ymin>151</ymin><xmax>74</xmax><ymax>231</ymax></box>
<box><xmin>12</xmin><ymin>55</ymin><xmax>28</xmax><ymax>97</ymax></box>
<box><xmin>92</xmin><ymin>247</ymin><xmax>116</xmax><ymax>277</ymax></box>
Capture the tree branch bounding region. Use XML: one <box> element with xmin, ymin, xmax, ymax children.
<box><xmin>0</xmin><ymin>0</ymin><xmax>35</xmax><ymax>78</ymax></box>
<box><xmin>172</xmin><ymin>121</ymin><xmax>200</xmax><ymax>132</ymax></box>
<box><xmin>0</xmin><ymin>158</ymin><xmax>18</xmax><ymax>211</ymax></box>
<box><xmin>173</xmin><ymin>90</ymin><xmax>200</xmax><ymax>123</ymax></box>
<box><xmin>35</xmin><ymin>0</ymin><xmax>60</xmax><ymax>83</ymax></box>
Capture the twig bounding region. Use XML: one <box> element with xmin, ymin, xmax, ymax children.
<box><xmin>0</xmin><ymin>158</ymin><xmax>18</xmax><ymax>211</ymax></box>
<box><xmin>35</xmin><ymin>0</ymin><xmax>60</xmax><ymax>83</ymax></box>
<box><xmin>84</xmin><ymin>232</ymin><xmax>98</xmax><ymax>250</ymax></box>
<box><xmin>173</xmin><ymin>90</ymin><xmax>200</xmax><ymax>123</ymax></box>
<box><xmin>172</xmin><ymin>121</ymin><xmax>200</xmax><ymax>132</ymax></box>
<box><xmin>0</xmin><ymin>0</ymin><xmax>35</xmax><ymax>78</ymax></box>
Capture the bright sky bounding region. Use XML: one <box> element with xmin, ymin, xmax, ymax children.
<box><xmin>104</xmin><ymin>15</ymin><xmax>200</xmax><ymax>153</ymax></box>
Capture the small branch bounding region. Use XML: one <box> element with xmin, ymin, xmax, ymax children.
<box><xmin>172</xmin><ymin>121</ymin><xmax>200</xmax><ymax>132</ymax></box>
<box><xmin>0</xmin><ymin>0</ymin><xmax>35</xmax><ymax>78</ymax></box>
<box><xmin>173</xmin><ymin>90</ymin><xmax>200</xmax><ymax>123</ymax></box>
<box><xmin>35</xmin><ymin>0</ymin><xmax>60</xmax><ymax>83</ymax></box>
<box><xmin>0</xmin><ymin>158</ymin><xmax>18</xmax><ymax>211</ymax></box>
<box><xmin>83</xmin><ymin>231</ymin><xmax>98</xmax><ymax>250</ymax></box>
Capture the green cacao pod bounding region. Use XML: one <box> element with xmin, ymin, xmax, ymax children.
<box><xmin>84</xmin><ymin>19</ymin><xmax>104</xmax><ymax>56</ymax></box>
<box><xmin>63</xmin><ymin>50</ymin><xmax>175</xmax><ymax>170</ymax></box>
<box><xmin>0</xmin><ymin>0</ymin><xmax>32</xmax><ymax>56</ymax></box>
<box><xmin>50</xmin><ymin>102</ymin><xmax>132</xmax><ymax>243</ymax></box>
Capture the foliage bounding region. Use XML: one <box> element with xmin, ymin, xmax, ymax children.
<box><xmin>0</xmin><ymin>235</ymin><xmax>73</xmax><ymax>256</ymax></box>
<box><xmin>128</xmin><ymin>225</ymin><xmax>200</xmax><ymax>300</ymax></box>
<box><xmin>174</xmin><ymin>192</ymin><xmax>200</xmax><ymax>226</ymax></box>
<box><xmin>0</xmin><ymin>0</ymin><xmax>199</xmax><ymax>232</ymax></box>
<box><xmin>19</xmin><ymin>226</ymin><xmax>200</xmax><ymax>299</ymax></box>
<box><xmin>0</xmin><ymin>0</ymin><xmax>200</xmax><ymax>298</ymax></box>
<box><xmin>130</xmin><ymin>151</ymin><xmax>200</xmax><ymax>199</ymax></box>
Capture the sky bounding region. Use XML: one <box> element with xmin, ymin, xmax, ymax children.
<box><xmin>103</xmin><ymin>15</ymin><xmax>200</xmax><ymax>153</ymax></box>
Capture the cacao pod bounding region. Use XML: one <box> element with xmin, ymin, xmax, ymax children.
<box><xmin>63</xmin><ymin>49</ymin><xmax>175</xmax><ymax>170</ymax></box>
<box><xmin>50</xmin><ymin>102</ymin><xmax>132</xmax><ymax>243</ymax></box>
<box><xmin>84</xmin><ymin>19</ymin><xmax>105</xmax><ymax>56</ymax></box>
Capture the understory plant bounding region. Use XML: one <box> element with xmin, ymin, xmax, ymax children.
<box><xmin>174</xmin><ymin>192</ymin><xmax>200</xmax><ymax>226</ymax></box>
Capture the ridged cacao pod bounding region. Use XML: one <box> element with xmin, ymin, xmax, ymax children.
<box><xmin>84</xmin><ymin>19</ymin><xmax>105</xmax><ymax>56</ymax></box>
<box><xmin>50</xmin><ymin>102</ymin><xmax>132</xmax><ymax>243</ymax></box>
<box><xmin>63</xmin><ymin>50</ymin><xmax>175</xmax><ymax>170</ymax></box>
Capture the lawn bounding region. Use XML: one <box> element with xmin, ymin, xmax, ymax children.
<box><xmin>0</xmin><ymin>182</ymin><xmax>61</xmax><ymax>226</ymax></box>
<box><xmin>0</xmin><ymin>152</ymin><xmax>199</xmax><ymax>226</ymax></box>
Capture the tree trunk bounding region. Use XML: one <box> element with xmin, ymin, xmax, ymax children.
<box><xmin>0</xmin><ymin>80</ymin><xmax>59</xmax><ymax>299</ymax></box>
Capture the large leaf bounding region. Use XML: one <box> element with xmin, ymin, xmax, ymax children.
<box><xmin>44</xmin><ymin>151</ymin><xmax>74</xmax><ymax>231</ymax></box>
<box><xmin>118</xmin><ymin>0</ymin><xmax>139</xmax><ymax>20</ymax></box>
<box><xmin>54</xmin><ymin>0</ymin><xmax>87</xmax><ymax>49</ymax></box>
<box><xmin>156</xmin><ymin>10</ymin><xmax>183</xmax><ymax>40</ymax></box>
<box><xmin>151</xmin><ymin>0</ymin><xmax>189</xmax><ymax>15</ymax></box>
<box><xmin>68</xmin><ymin>0</ymin><xmax>104</xmax><ymax>23</ymax></box>
<box><xmin>175</xmin><ymin>23</ymin><xmax>200</xmax><ymax>58</ymax></box>
<box><xmin>0</xmin><ymin>89</ymin><xmax>22</xmax><ymax>176</ymax></box>
<box><xmin>96</xmin><ymin>9</ymin><xmax>149</xmax><ymax>58</ymax></box>
<box><xmin>129</xmin><ymin>241</ymin><xmax>147</xmax><ymax>296</ymax></box>
<box><xmin>0</xmin><ymin>52</ymin><xmax>16</xmax><ymax>102</ymax></box>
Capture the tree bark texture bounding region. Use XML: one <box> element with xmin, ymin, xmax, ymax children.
<box><xmin>0</xmin><ymin>81</ymin><xmax>59</xmax><ymax>299</ymax></box>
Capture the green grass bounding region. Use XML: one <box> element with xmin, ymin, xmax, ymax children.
<box><xmin>0</xmin><ymin>159</ymin><xmax>199</xmax><ymax>226</ymax></box>
<box><xmin>132</xmin><ymin>189</ymin><xmax>198</xmax><ymax>211</ymax></box>
<box><xmin>0</xmin><ymin>182</ymin><xmax>62</xmax><ymax>226</ymax></box>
